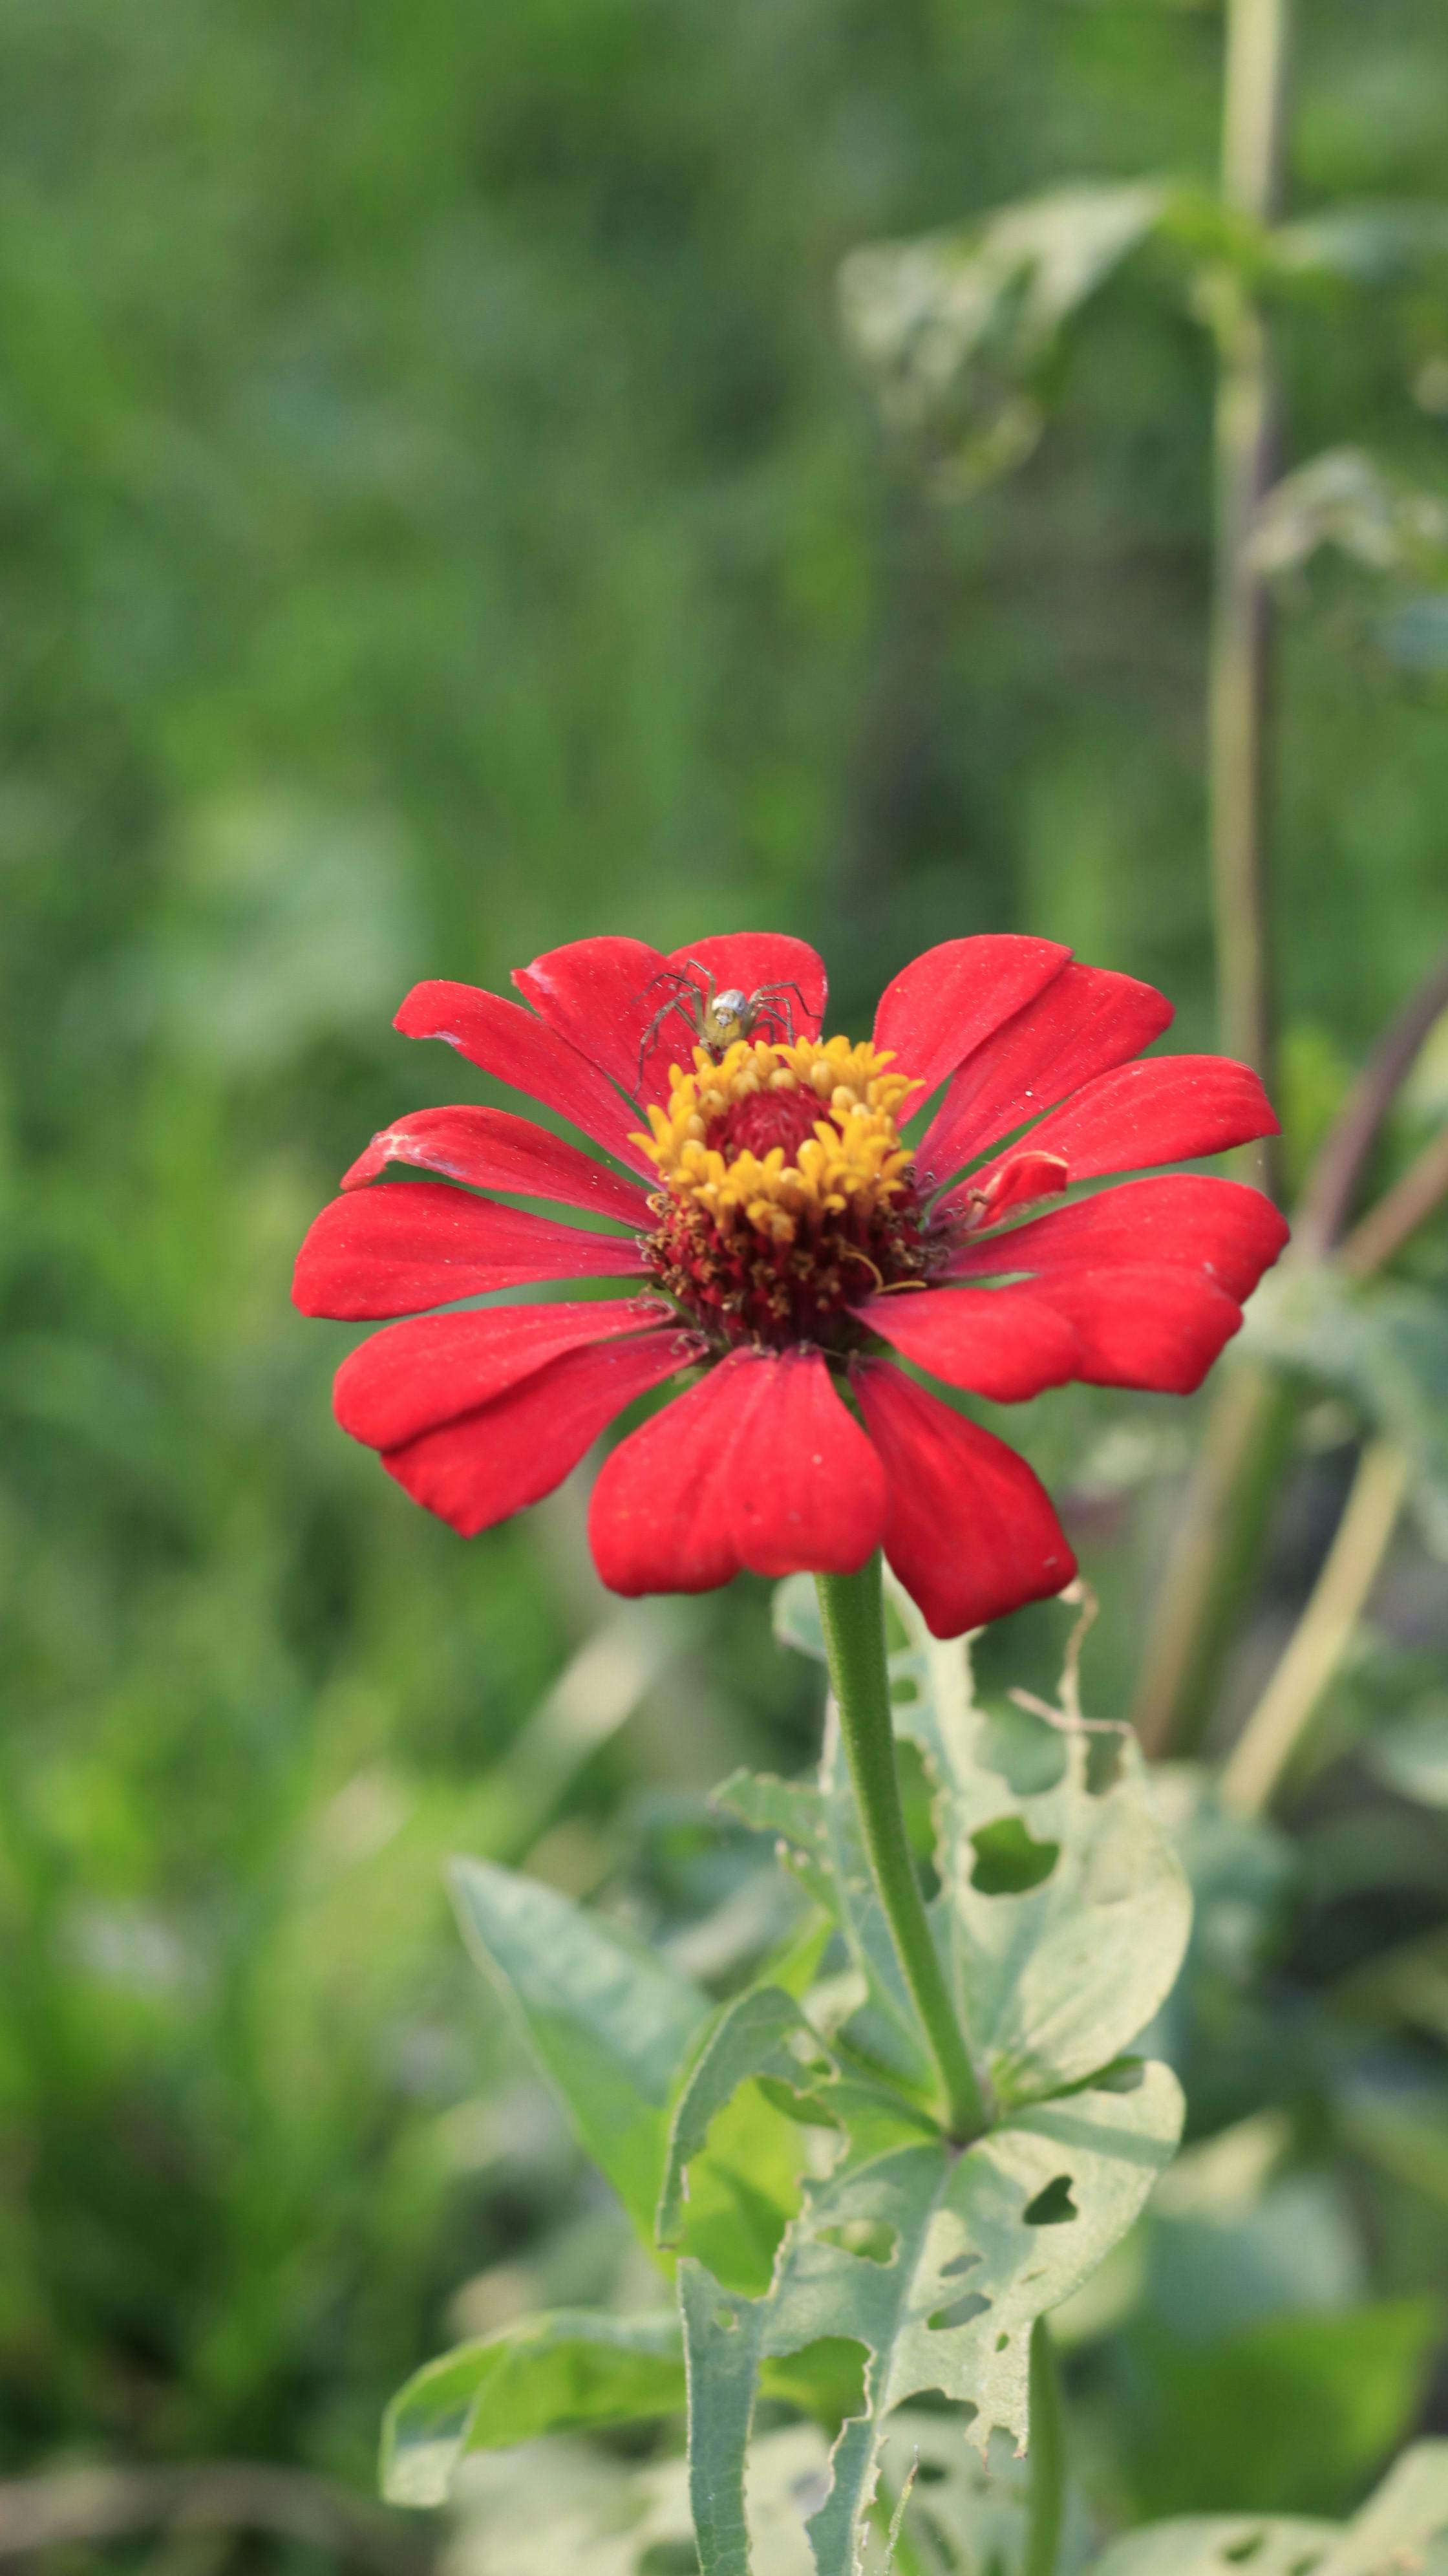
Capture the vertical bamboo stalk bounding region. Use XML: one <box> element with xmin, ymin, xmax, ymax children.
<box><xmin>1208</xmin><ymin>0</ymin><xmax>1291</xmax><ymax>1194</ymax></box>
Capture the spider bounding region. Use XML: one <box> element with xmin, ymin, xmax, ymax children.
<box><xmin>634</xmin><ymin>961</ymin><xmax>811</xmax><ymax>1087</ymax></box>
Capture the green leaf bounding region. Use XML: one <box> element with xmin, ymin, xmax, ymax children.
<box><xmin>838</xmin><ymin>182</ymin><xmax>1171</xmax><ymax>489</ymax></box>
<box><xmin>1087</xmin><ymin>2436</ymin><xmax>1448</xmax><ymax>2575</ymax></box>
<box><xmin>1322</xmin><ymin>2439</ymin><xmax>1448</xmax><ymax>2573</ymax></box>
<box><xmin>1244</xmin><ymin>1266</ymin><xmax>1448</xmax><ymax>1555</ymax></box>
<box><xmin>1363</xmin><ymin>1704</ymin><xmax>1448</xmax><ymax>1807</ymax></box>
<box><xmin>449</xmin><ymin>1855</ymin><xmax>710</xmax><ymax>2244</ymax></box>
<box><xmin>380</xmin><ymin>2310</ymin><xmax>685</xmax><ymax>2506</ymax></box>
<box><xmin>1250</xmin><ymin>447</ymin><xmax>1448</xmax><ymax>581</ymax></box>
<box><xmin>1089</xmin><ymin>2517</ymin><xmax>1337</xmax><ymax>2575</ymax></box>
<box><xmin>447</xmin><ymin>2423</ymin><xmax>830</xmax><ymax>2576</ymax></box>
<box><xmin>715</xmin><ymin>1763</ymin><xmax>937</xmax><ymax>2102</ymax></box>
<box><xmin>683</xmin><ymin>2058</ymin><xmax>1182</xmax><ymax>2575</ymax></box>
<box><xmin>1272</xmin><ymin>202</ymin><xmax>1448</xmax><ymax>286</ymax></box>
<box><xmin>658</xmin><ymin>1988</ymin><xmax>839</xmax><ymax>2248</ymax></box>
<box><xmin>880</xmin><ymin>1584</ymin><xmax>1192</xmax><ymax>2104</ymax></box>
<box><xmin>1119</xmin><ymin>2301</ymin><xmax>1439</xmax><ymax>2522</ymax></box>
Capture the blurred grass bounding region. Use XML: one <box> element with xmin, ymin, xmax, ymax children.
<box><xmin>1</xmin><ymin>0</ymin><xmax>1447</xmax><ymax>2540</ymax></box>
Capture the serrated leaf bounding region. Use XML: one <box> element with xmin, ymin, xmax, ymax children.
<box><xmin>380</xmin><ymin>2310</ymin><xmax>685</xmax><ymax>2506</ymax></box>
<box><xmin>449</xmin><ymin>1855</ymin><xmax>710</xmax><ymax>2244</ymax></box>
<box><xmin>882</xmin><ymin>1584</ymin><xmax>1192</xmax><ymax>2103</ymax></box>
<box><xmin>683</xmin><ymin>2059</ymin><xmax>1182</xmax><ymax>2575</ymax></box>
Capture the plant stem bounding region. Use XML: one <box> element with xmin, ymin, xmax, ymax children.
<box><xmin>1208</xmin><ymin>0</ymin><xmax>1292</xmax><ymax>1201</ymax></box>
<box><xmin>1130</xmin><ymin>1364</ymin><xmax>1297</xmax><ymax>1758</ymax></box>
<box><xmin>1294</xmin><ymin>943</ymin><xmax>1448</xmax><ymax>1257</ymax></box>
<box><xmin>1023</xmin><ymin>2321</ymin><xmax>1066</xmax><ymax>2576</ymax></box>
<box><xmin>1220</xmin><ymin>1437</ymin><xmax>1410</xmax><ymax>1816</ymax></box>
<box><xmin>1338</xmin><ymin>1124</ymin><xmax>1448</xmax><ymax>1278</ymax></box>
<box><xmin>814</xmin><ymin>1558</ymin><xmax>986</xmax><ymax>2143</ymax></box>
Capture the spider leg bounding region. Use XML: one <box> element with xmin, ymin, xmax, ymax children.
<box><xmin>635</xmin><ymin>991</ymin><xmax>703</xmax><ymax>1089</ymax></box>
<box><xmin>635</xmin><ymin>964</ymin><xmax>704</xmax><ymax>1005</ymax></box>
<box><xmin>747</xmin><ymin>980</ymin><xmax>811</xmax><ymax>1046</ymax></box>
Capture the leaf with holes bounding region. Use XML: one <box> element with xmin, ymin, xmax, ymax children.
<box><xmin>864</xmin><ymin>1580</ymin><xmax>1191</xmax><ymax>2105</ymax></box>
<box><xmin>380</xmin><ymin>2310</ymin><xmax>686</xmax><ymax>2506</ymax></box>
<box><xmin>449</xmin><ymin>1856</ymin><xmax>710</xmax><ymax>2247</ymax></box>
<box><xmin>1088</xmin><ymin>2434</ymin><xmax>1448</xmax><ymax>2575</ymax></box>
<box><xmin>682</xmin><ymin>2056</ymin><xmax>1182</xmax><ymax>2576</ymax></box>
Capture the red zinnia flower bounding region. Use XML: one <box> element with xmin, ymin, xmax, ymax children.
<box><xmin>293</xmin><ymin>932</ymin><xmax>1286</xmax><ymax>1637</ymax></box>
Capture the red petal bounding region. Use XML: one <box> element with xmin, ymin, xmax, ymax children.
<box><xmin>963</xmin><ymin>1055</ymin><xmax>1277</xmax><ymax>1196</ymax></box>
<box><xmin>853</xmin><ymin>1285</ymin><xmax>1079</xmax><ymax>1402</ymax></box>
<box><xmin>871</xmin><ymin>936</ymin><xmax>1070</xmax><ymax>1099</ymax></box>
<box><xmin>292</xmin><ymin>1183</ymin><xmax>644</xmax><ymax>1319</ymax></box>
<box><xmin>383</xmin><ymin>1330</ymin><xmax>692</xmax><ymax>1539</ymax></box>
<box><xmin>1026</xmin><ymin>1264</ymin><xmax>1245</xmax><ymax>1393</ymax></box>
<box><xmin>341</xmin><ymin>1105</ymin><xmax>652</xmax><ymax>1226</ymax></box>
<box><xmin>394</xmin><ymin>979</ymin><xmax>652</xmax><ymax>1174</ymax></box>
<box><xmin>334</xmin><ymin>1298</ymin><xmax>671</xmax><ymax>1451</ymax></box>
<box><xmin>958</xmin><ymin>1149</ymin><xmax>1070</xmax><ymax>1226</ymax></box>
<box><xmin>948</xmin><ymin>1175</ymin><xmax>1290</xmax><ymax>1302</ymax></box>
<box><xmin>922</xmin><ymin>963</ymin><xmax>1174</xmax><ymax>1183</ymax></box>
<box><xmin>512</xmin><ymin>936</ymin><xmax>668</xmax><ymax>1105</ymax></box>
<box><xmin>513</xmin><ymin>933</ymin><xmax>831</xmax><ymax>1120</ymax></box>
<box><xmin>852</xmin><ymin>1361</ymin><xmax>1076</xmax><ymax>1639</ymax></box>
<box><xmin>588</xmin><ymin>1347</ymin><xmax>886</xmax><ymax>1594</ymax></box>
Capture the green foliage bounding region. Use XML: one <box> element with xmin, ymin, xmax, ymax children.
<box><xmin>1089</xmin><ymin>2438</ymin><xmax>1448</xmax><ymax>2575</ymax></box>
<box><xmin>382</xmin><ymin>2310</ymin><xmax>685</xmax><ymax>2507</ymax></box>
<box><xmin>4</xmin><ymin>0</ymin><xmax>1448</xmax><ymax>2557</ymax></box>
<box><xmin>410</xmin><ymin>1583</ymin><xmax>1187</xmax><ymax>2575</ymax></box>
<box><xmin>450</xmin><ymin>1856</ymin><xmax>710</xmax><ymax>2246</ymax></box>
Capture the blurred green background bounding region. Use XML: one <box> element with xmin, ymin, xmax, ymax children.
<box><xmin>4</xmin><ymin>0</ymin><xmax>1448</xmax><ymax>2555</ymax></box>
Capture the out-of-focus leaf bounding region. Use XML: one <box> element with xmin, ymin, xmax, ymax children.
<box><xmin>380</xmin><ymin>2309</ymin><xmax>685</xmax><ymax>2506</ymax></box>
<box><xmin>445</xmin><ymin>2423</ymin><xmax>827</xmax><ymax>2576</ymax></box>
<box><xmin>1381</xmin><ymin>594</ymin><xmax>1448</xmax><ymax>672</ymax></box>
<box><xmin>1272</xmin><ymin>203</ymin><xmax>1448</xmax><ymax>286</ymax></box>
<box><xmin>1363</xmin><ymin>1702</ymin><xmax>1448</xmax><ymax>1806</ymax></box>
<box><xmin>1324</xmin><ymin>2439</ymin><xmax>1448</xmax><ymax>2573</ymax></box>
<box><xmin>1142</xmin><ymin>2114</ymin><xmax>1365</xmax><ymax>2344</ymax></box>
<box><xmin>1250</xmin><ymin>448</ymin><xmax>1448</xmax><ymax>579</ymax></box>
<box><xmin>1088</xmin><ymin>2436</ymin><xmax>1448</xmax><ymax>2575</ymax></box>
<box><xmin>1089</xmin><ymin>2515</ymin><xmax>1336</xmax><ymax>2575</ymax></box>
<box><xmin>839</xmin><ymin>183</ymin><xmax>1170</xmax><ymax>488</ymax></box>
<box><xmin>1243</xmin><ymin>1266</ymin><xmax>1448</xmax><ymax>1556</ymax></box>
<box><xmin>683</xmin><ymin>2060</ymin><xmax>1182</xmax><ymax>2575</ymax></box>
<box><xmin>449</xmin><ymin>1856</ymin><xmax>710</xmax><ymax>2245</ymax></box>
<box><xmin>1118</xmin><ymin>2299</ymin><xmax>1439</xmax><ymax>2520</ymax></box>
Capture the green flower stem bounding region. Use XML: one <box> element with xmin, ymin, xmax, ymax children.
<box><xmin>1023</xmin><ymin>2320</ymin><xmax>1066</xmax><ymax>2576</ymax></box>
<box><xmin>814</xmin><ymin>1556</ymin><xmax>986</xmax><ymax>2143</ymax></box>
